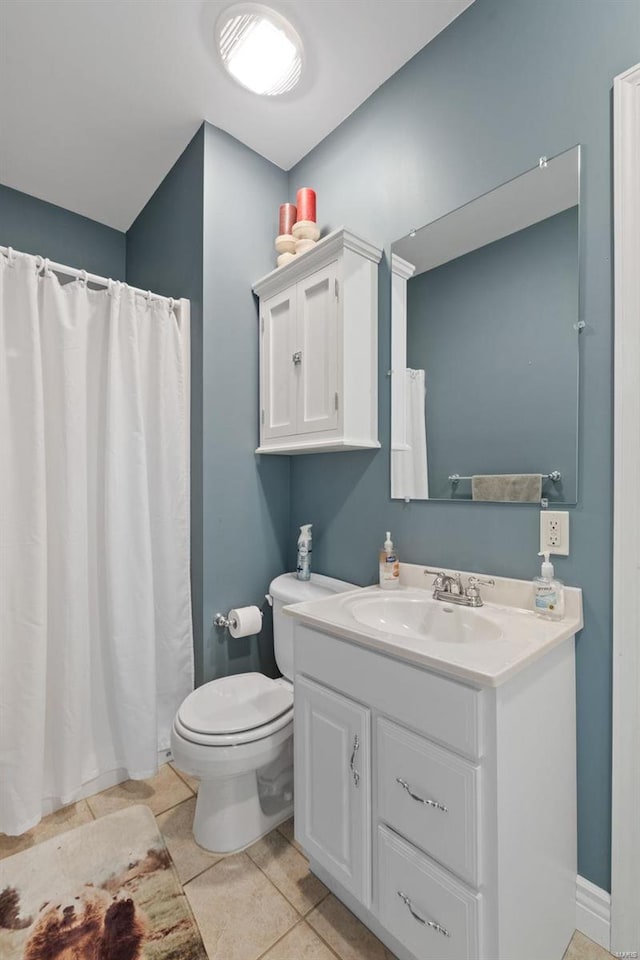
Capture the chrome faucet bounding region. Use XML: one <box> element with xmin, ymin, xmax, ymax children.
<box><xmin>424</xmin><ymin>569</ymin><xmax>495</xmax><ymax>607</ymax></box>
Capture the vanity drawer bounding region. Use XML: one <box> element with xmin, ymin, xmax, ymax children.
<box><xmin>377</xmin><ymin>825</ymin><xmax>480</xmax><ymax>960</ymax></box>
<box><xmin>295</xmin><ymin>625</ymin><xmax>482</xmax><ymax>759</ymax></box>
<box><xmin>377</xmin><ymin>717</ymin><xmax>480</xmax><ymax>886</ymax></box>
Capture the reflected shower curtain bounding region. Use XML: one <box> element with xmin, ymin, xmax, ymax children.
<box><xmin>392</xmin><ymin>369</ymin><xmax>429</xmax><ymax>500</ymax></box>
<box><xmin>0</xmin><ymin>254</ymin><xmax>193</xmax><ymax>834</ymax></box>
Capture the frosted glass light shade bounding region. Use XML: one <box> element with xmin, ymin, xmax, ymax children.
<box><xmin>217</xmin><ymin>5</ymin><xmax>303</xmax><ymax>96</ymax></box>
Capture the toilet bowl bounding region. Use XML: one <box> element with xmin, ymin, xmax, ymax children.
<box><xmin>170</xmin><ymin>572</ymin><xmax>355</xmax><ymax>853</ymax></box>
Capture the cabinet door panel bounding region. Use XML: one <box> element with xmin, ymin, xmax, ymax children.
<box><xmin>294</xmin><ymin>675</ymin><xmax>370</xmax><ymax>905</ymax></box>
<box><xmin>296</xmin><ymin>264</ymin><xmax>340</xmax><ymax>435</ymax></box>
<box><xmin>262</xmin><ymin>288</ymin><xmax>297</xmax><ymax>439</ymax></box>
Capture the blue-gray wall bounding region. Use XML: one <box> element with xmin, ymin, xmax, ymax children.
<box><xmin>202</xmin><ymin>122</ymin><xmax>290</xmax><ymax>684</ymax></box>
<box><xmin>407</xmin><ymin>208</ymin><xmax>579</xmax><ymax>501</ymax></box>
<box><xmin>0</xmin><ymin>183</ymin><xmax>125</xmax><ymax>279</ymax></box>
<box><xmin>126</xmin><ymin>123</ymin><xmax>291</xmax><ymax>686</ymax></box>
<box><xmin>126</xmin><ymin>126</ymin><xmax>206</xmax><ymax>682</ymax></box>
<box><xmin>287</xmin><ymin>0</ymin><xmax>638</xmax><ymax>891</ymax></box>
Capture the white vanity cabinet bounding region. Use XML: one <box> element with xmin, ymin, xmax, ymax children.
<box><xmin>293</xmin><ymin>623</ymin><xmax>577</xmax><ymax>960</ymax></box>
<box><xmin>253</xmin><ymin>228</ymin><xmax>382</xmax><ymax>454</ymax></box>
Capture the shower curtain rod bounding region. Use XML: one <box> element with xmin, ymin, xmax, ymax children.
<box><xmin>0</xmin><ymin>244</ymin><xmax>179</xmax><ymax>307</ymax></box>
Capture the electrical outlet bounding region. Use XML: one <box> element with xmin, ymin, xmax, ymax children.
<box><xmin>540</xmin><ymin>510</ymin><xmax>570</xmax><ymax>556</ymax></box>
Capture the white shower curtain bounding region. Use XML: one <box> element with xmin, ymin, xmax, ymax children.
<box><xmin>0</xmin><ymin>253</ymin><xmax>193</xmax><ymax>835</ymax></box>
<box><xmin>391</xmin><ymin>369</ymin><xmax>429</xmax><ymax>500</ymax></box>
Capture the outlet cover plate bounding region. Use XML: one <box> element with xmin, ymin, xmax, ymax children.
<box><xmin>540</xmin><ymin>510</ymin><xmax>570</xmax><ymax>556</ymax></box>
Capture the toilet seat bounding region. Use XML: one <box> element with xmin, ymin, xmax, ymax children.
<box><xmin>175</xmin><ymin>673</ymin><xmax>293</xmax><ymax>747</ymax></box>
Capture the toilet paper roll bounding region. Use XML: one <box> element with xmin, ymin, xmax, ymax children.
<box><xmin>229</xmin><ymin>606</ymin><xmax>263</xmax><ymax>638</ymax></box>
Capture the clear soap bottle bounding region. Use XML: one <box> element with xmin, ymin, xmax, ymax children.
<box><xmin>533</xmin><ymin>552</ymin><xmax>565</xmax><ymax>620</ymax></box>
<box><xmin>379</xmin><ymin>531</ymin><xmax>400</xmax><ymax>590</ymax></box>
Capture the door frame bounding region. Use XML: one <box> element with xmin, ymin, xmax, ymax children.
<box><xmin>611</xmin><ymin>61</ymin><xmax>640</xmax><ymax>958</ymax></box>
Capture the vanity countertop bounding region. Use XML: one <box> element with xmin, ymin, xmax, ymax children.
<box><xmin>284</xmin><ymin>563</ymin><xmax>583</xmax><ymax>688</ymax></box>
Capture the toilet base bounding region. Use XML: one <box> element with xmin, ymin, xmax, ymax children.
<box><xmin>193</xmin><ymin>773</ymin><xmax>293</xmax><ymax>853</ymax></box>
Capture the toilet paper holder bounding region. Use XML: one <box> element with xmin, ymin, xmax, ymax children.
<box><xmin>213</xmin><ymin>610</ymin><xmax>263</xmax><ymax>630</ymax></box>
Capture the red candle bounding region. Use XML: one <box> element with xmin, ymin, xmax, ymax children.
<box><xmin>296</xmin><ymin>188</ymin><xmax>316</xmax><ymax>223</ymax></box>
<box><xmin>278</xmin><ymin>203</ymin><xmax>297</xmax><ymax>236</ymax></box>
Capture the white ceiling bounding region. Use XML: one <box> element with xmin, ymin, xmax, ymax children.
<box><xmin>0</xmin><ymin>0</ymin><xmax>472</xmax><ymax>232</ymax></box>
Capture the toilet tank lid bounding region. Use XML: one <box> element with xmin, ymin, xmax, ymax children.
<box><xmin>269</xmin><ymin>572</ymin><xmax>357</xmax><ymax>604</ymax></box>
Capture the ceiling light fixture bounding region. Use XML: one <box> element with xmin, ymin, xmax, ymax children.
<box><xmin>217</xmin><ymin>4</ymin><xmax>303</xmax><ymax>97</ymax></box>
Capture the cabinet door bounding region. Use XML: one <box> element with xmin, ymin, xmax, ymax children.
<box><xmin>261</xmin><ymin>286</ymin><xmax>297</xmax><ymax>439</ymax></box>
<box><xmin>296</xmin><ymin>263</ymin><xmax>340</xmax><ymax>436</ymax></box>
<box><xmin>294</xmin><ymin>675</ymin><xmax>371</xmax><ymax>905</ymax></box>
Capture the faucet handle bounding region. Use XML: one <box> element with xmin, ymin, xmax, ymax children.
<box><xmin>467</xmin><ymin>576</ymin><xmax>495</xmax><ymax>588</ymax></box>
<box><xmin>424</xmin><ymin>569</ymin><xmax>446</xmax><ymax>590</ymax></box>
<box><xmin>465</xmin><ymin>575</ymin><xmax>495</xmax><ymax>603</ymax></box>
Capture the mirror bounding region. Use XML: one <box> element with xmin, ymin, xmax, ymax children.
<box><xmin>390</xmin><ymin>145</ymin><xmax>580</xmax><ymax>504</ymax></box>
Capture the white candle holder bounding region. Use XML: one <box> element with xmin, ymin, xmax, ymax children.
<box><xmin>275</xmin><ymin>234</ymin><xmax>296</xmax><ymax>255</ymax></box>
<box><xmin>292</xmin><ymin>220</ymin><xmax>320</xmax><ymax>241</ymax></box>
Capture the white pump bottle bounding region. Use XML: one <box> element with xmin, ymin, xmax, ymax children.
<box><xmin>297</xmin><ymin>524</ymin><xmax>312</xmax><ymax>581</ymax></box>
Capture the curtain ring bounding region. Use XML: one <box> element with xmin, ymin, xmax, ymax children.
<box><xmin>107</xmin><ymin>278</ymin><xmax>113</xmax><ymax>294</ymax></box>
<box><xmin>79</xmin><ymin>269</ymin><xmax>88</xmax><ymax>286</ymax></box>
<box><xmin>145</xmin><ymin>290</ymin><xmax>152</xmax><ymax>302</ymax></box>
<box><xmin>35</xmin><ymin>255</ymin><xmax>44</xmax><ymax>273</ymax></box>
<box><xmin>43</xmin><ymin>258</ymin><xmax>52</xmax><ymax>277</ymax></box>
<box><xmin>6</xmin><ymin>246</ymin><xmax>15</xmax><ymax>266</ymax></box>
<box><xmin>168</xmin><ymin>297</ymin><xmax>175</xmax><ymax>311</ymax></box>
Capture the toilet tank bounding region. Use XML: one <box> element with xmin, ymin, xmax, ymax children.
<box><xmin>268</xmin><ymin>572</ymin><xmax>356</xmax><ymax>681</ymax></box>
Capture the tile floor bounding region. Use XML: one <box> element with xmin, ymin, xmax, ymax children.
<box><xmin>0</xmin><ymin>763</ymin><xmax>616</xmax><ymax>960</ymax></box>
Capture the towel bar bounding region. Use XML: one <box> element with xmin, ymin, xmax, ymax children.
<box><xmin>448</xmin><ymin>471</ymin><xmax>561</xmax><ymax>483</ymax></box>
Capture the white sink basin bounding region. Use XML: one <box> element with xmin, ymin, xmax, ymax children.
<box><xmin>284</xmin><ymin>572</ymin><xmax>583</xmax><ymax>687</ymax></box>
<box><xmin>345</xmin><ymin>592</ymin><xmax>503</xmax><ymax>644</ymax></box>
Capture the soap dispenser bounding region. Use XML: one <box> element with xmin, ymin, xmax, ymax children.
<box><xmin>533</xmin><ymin>552</ymin><xmax>565</xmax><ymax>620</ymax></box>
<box><xmin>297</xmin><ymin>524</ymin><xmax>312</xmax><ymax>581</ymax></box>
<box><xmin>379</xmin><ymin>531</ymin><xmax>400</xmax><ymax>590</ymax></box>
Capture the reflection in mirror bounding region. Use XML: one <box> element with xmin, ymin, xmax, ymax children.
<box><xmin>390</xmin><ymin>145</ymin><xmax>580</xmax><ymax>504</ymax></box>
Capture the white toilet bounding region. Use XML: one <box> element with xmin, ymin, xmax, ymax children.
<box><xmin>170</xmin><ymin>572</ymin><xmax>355</xmax><ymax>853</ymax></box>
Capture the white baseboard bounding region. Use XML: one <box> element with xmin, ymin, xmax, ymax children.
<box><xmin>576</xmin><ymin>875</ymin><xmax>611</xmax><ymax>951</ymax></box>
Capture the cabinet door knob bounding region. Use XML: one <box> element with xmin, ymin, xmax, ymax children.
<box><xmin>396</xmin><ymin>777</ymin><xmax>447</xmax><ymax>812</ymax></box>
<box><xmin>349</xmin><ymin>734</ymin><xmax>360</xmax><ymax>787</ymax></box>
<box><xmin>397</xmin><ymin>892</ymin><xmax>450</xmax><ymax>937</ymax></box>
<box><xmin>292</xmin><ymin>351</ymin><xmax>302</xmax><ymax>365</ymax></box>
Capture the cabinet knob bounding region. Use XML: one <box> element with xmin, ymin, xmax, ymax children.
<box><xmin>292</xmin><ymin>351</ymin><xmax>302</xmax><ymax>365</ymax></box>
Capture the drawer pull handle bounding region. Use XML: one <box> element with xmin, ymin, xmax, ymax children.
<box><xmin>397</xmin><ymin>891</ymin><xmax>450</xmax><ymax>937</ymax></box>
<box><xmin>349</xmin><ymin>735</ymin><xmax>360</xmax><ymax>787</ymax></box>
<box><xmin>292</xmin><ymin>351</ymin><xmax>302</xmax><ymax>365</ymax></box>
<box><xmin>396</xmin><ymin>777</ymin><xmax>448</xmax><ymax>813</ymax></box>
